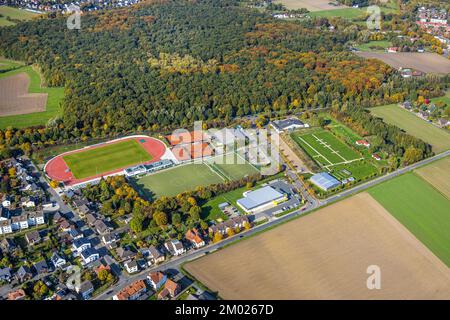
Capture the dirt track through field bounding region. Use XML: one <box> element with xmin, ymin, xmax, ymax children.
<box><xmin>274</xmin><ymin>0</ymin><xmax>347</xmax><ymax>11</ymax></box>
<box><xmin>0</xmin><ymin>72</ymin><xmax>47</xmax><ymax>116</ymax></box>
<box><xmin>185</xmin><ymin>193</ymin><xmax>450</xmax><ymax>299</ymax></box>
<box><xmin>356</xmin><ymin>52</ymin><xmax>450</xmax><ymax>74</ymax></box>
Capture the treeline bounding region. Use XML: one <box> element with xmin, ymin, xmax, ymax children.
<box><xmin>330</xmin><ymin>107</ymin><xmax>433</xmax><ymax>166</ymax></box>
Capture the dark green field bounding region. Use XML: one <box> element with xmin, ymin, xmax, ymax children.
<box><xmin>369</xmin><ymin>173</ymin><xmax>450</xmax><ymax>267</ymax></box>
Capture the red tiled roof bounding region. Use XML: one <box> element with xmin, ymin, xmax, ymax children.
<box><xmin>115</xmin><ymin>280</ymin><xmax>146</xmax><ymax>300</ymax></box>
<box><xmin>7</xmin><ymin>289</ymin><xmax>26</xmax><ymax>300</ymax></box>
<box><xmin>166</xmin><ymin>131</ymin><xmax>206</xmax><ymax>146</ymax></box>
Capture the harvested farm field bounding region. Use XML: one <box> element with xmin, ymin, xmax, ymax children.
<box><xmin>0</xmin><ymin>73</ymin><xmax>48</xmax><ymax>116</ymax></box>
<box><xmin>274</xmin><ymin>0</ymin><xmax>346</xmax><ymax>11</ymax></box>
<box><xmin>355</xmin><ymin>52</ymin><xmax>450</xmax><ymax>74</ymax></box>
<box><xmin>185</xmin><ymin>193</ymin><xmax>450</xmax><ymax>299</ymax></box>
<box><xmin>415</xmin><ymin>156</ymin><xmax>450</xmax><ymax>199</ymax></box>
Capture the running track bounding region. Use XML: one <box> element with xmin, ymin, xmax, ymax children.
<box><xmin>44</xmin><ymin>136</ymin><xmax>167</xmax><ymax>187</ymax></box>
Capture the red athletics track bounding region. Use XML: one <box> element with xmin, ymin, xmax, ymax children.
<box><xmin>44</xmin><ymin>136</ymin><xmax>167</xmax><ymax>187</ymax></box>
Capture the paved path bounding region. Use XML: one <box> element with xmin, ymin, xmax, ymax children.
<box><xmin>95</xmin><ymin>150</ymin><xmax>449</xmax><ymax>300</ymax></box>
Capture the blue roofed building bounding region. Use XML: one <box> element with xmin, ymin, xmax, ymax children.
<box><xmin>310</xmin><ymin>172</ymin><xmax>341</xmax><ymax>191</ymax></box>
<box><xmin>237</xmin><ymin>186</ymin><xmax>287</xmax><ymax>213</ymax></box>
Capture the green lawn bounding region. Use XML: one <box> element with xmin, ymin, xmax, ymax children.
<box><xmin>355</xmin><ymin>40</ymin><xmax>392</xmax><ymax>52</ymax></box>
<box><xmin>370</xmin><ymin>104</ymin><xmax>450</xmax><ymax>153</ymax></box>
<box><xmin>309</xmin><ymin>8</ymin><xmax>365</xmax><ymax>19</ymax></box>
<box><xmin>291</xmin><ymin>129</ymin><xmax>361</xmax><ymax>167</ymax></box>
<box><xmin>0</xmin><ymin>58</ymin><xmax>65</xmax><ymax>129</ymax></box>
<box><xmin>369</xmin><ymin>172</ymin><xmax>450</xmax><ymax>267</ymax></box>
<box><xmin>309</xmin><ymin>1</ymin><xmax>398</xmax><ymax>20</ymax></box>
<box><xmin>0</xmin><ymin>6</ymin><xmax>39</xmax><ymax>27</ymax></box>
<box><xmin>430</xmin><ymin>90</ymin><xmax>450</xmax><ymax>107</ymax></box>
<box><xmin>134</xmin><ymin>163</ymin><xmax>224</xmax><ymax>198</ymax></box>
<box><xmin>63</xmin><ymin>139</ymin><xmax>152</xmax><ymax>179</ymax></box>
<box><xmin>330</xmin><ymin>160</ymin><xmax>378</xmax><ymax>181</ymax></box>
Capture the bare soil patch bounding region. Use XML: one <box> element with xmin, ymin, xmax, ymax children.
<box><xmin>185</xmin><ymin>193</ymin><xmax>450</xmax><ymax>299</ymax></box>
<box><xmin>356</xmin><ymin>52</ymin><xmax>450</xmax><ymax>74</ymax></box>
<box><xmin>0</xmin><ymin>72</ymin><xmax>48</xmax><ymax>116</ymax></box>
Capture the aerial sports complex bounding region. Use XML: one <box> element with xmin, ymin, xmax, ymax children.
<box><xmin>44</xmin><ymin>135</ymin><xmax>170</xmax><ymax>187</ymax></box>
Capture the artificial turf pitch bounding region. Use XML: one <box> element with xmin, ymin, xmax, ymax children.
<box><xmin>63</xmin><ymin>139</ymin><xmax>152</xmax><ymax>179</ymax></box>
<box><xmin>369</xmin><ymin>172</ymin><xmax>450</xmax><ymax>267</ymax></box>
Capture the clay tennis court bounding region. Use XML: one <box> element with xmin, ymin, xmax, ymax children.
<box><xmin>274</xmin><ymin>0</ymin><xmax>347</xmax><ymax>11</ymax></box>
<box><xmin>45</xmin><ymin>136</ymin><xmax>167</xmax><ymax>186</ymax></box>
<box><xmin>356</xmin><ymin>52</ymin><xmax>450</xmax><ymax>74</ymax></box>
<box><xmin>0</xmin><ymin>73</ymin><xmax>48</xmax><ymax>116</ymax></box>
<box><xmin>185</xmin><ymin>193</ymin><xmax>450</xmax><ymax>299</ymax></box>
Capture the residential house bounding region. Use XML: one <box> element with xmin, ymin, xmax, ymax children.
<box><xmin>164</xmin><ymin>239</ymin><xmax>186</xmax><ymax>256</ymax></box>
<box><xmin>147</xmin><ymin>271</ymin><xmax>167</xmax><ymax>291</ymax></box>
<box><xmin>185</xmin><ymin>229</ymin><xmax>205</xmax><ymax>248</ymax></box>
<box><xmin>94</xmin><ymin>219</ymin><xmax>111</xmax><ymax>235</ymax></box>
<box><xmin>35</xmin><ymin>211</ymin><xmax>45</xmax><ymax>225</ymax></box>
<box><xmin>85</xmin><ymin>213</ymin><xmax>97</xmax><ymax>227</ymax></box>
<box><xmin>77</xmin><ymin>204</ymin><xmax>91</xmax><ymax>218</ymax></box>
<box><xmin>113</xmin><ymin>280</ymin><xmax>147</xmax><ymax>300</ymax></box>
<box><xmin>25</xmin><ymin>230</ymin><xmax>41</xmax><ymax>245</ymax></box>
<box><xmin>124</xmin><ymin>260</ymin><xmax>139</xmax><ymax>274</ymax></box>
<box><xmin>59</xmin><ymin>220</ymin><xmax>72</xmax><ymax>232</ymax></box>
<box><xmin>0</xmin><ymin>238</ymin><xmax>16</xmax><ymax>252</ymax></box>
<box><xmin>51</xmin><ymin>252</ymin><xmax>68</xmax><ymax>270</ymax></box>
<box><xmin>81</xmin><ymin>248</ymin><xmax>99</xmax><ymax>265</ymax></box>
<box><xmin>7</xmin><ymin>289</ymin><xmax>27</xmax><ymax>300</ymax></box>
<box><xmin>19</xmin><ymin>213</ymin><xmax>29</xmax><ymax>229</ymax></box>
<box><xmin>77</xmin><ymin>281</ymin><xmax>94</xmax><ymax>300</ymax></box>
<box><xmin>355</xmin><ymin>140</ymin><xmax>370</xmax><ymax>148</ymax></box>
<box><xmin>101</xmin><ymin>233</ymin><xmax>119</xmax><ymax>248</ymax></box>
<box><xmin>15</xmin><ymin>265</ymin><xmax>33</xmax><ymax>283</ymax></box>
<box><xmin>116</xmin><ymin>247</ymin><xmax>136</xmax><ymax>262</ymax></box>
<box><xmin>33</xmin><ymin>260</ymin><xmax>49</xmax><ymax>275</ymax></box>
<box><xmin>52</xmin><ymin>211</ymin><xmax>65</xmax><ymax>224</ymax></box>
<box><xmin>0</xmin><ymin>219</ymin><xmax>12</xmax><ymax>235</ymax></box>
<box><xmin>11</xmin><ymin>216</ymin><xmax>21</xmax><ymax>231</ymax></box>
<box><xmin>0</xmin><ymin>267</ymin><xmax>11</xmax><ymax>282</ymax></box>
<box><xmin>164</xmin><ymin>279</ymin><xmax>181</xmax><ymax>298</ymax></box>
<box><xmin>72</xmin><ymin>238</ymin><xmax>91</xmax><ymax>254</ymax></box>
<box><xmin>372</xmin><ymin>153</ymin><xmax>382</xmax><ymax>161</ymax></box>
<box><xmin>209</xmin><ymin>215</ymin><xmax>249</xmax><ymax>236</ymax></box>
<box><xmin>148</xmin><ymin>246</ymin><xmax>165</xmax><ymax>264</ymax></box>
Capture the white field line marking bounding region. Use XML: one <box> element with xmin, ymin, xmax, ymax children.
<box><xmin>205</xmin><ymin>161</ymin><xmax>228</xmax><ymax>181</ymax></box>
<box><xmin>297</xmin><ymin>135</ymin><xmax>334</xmax><ymax>166</ymax></box>
<box><xmin>312</xmin><ymin>133</ymin><xmax>348</xmax><ymax>162</ymax></box>
<box><xmin>323</xmin><ymin>157</ymin><xmax>365</xmax><ymax>170</ymax></box>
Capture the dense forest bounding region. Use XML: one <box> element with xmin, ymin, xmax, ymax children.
<box><xmin>0</xmin><ymin>0</ymin><xmax>446</xmax><ymax>153</ymax></box>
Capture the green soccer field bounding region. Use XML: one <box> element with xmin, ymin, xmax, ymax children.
<box><xmin>291</xmin><ymin>129</ymin><xmax>362</xmax><ymax>168</ymax></box>
<box><xmin>63</xmin><ymin>140</ymin><xmax>152</xmax><ymax>179</ymax></box>
<box><xmin>370</xmin><ymin>104</ymin><xmax>450</xmax><ymax>153</ymax></box>
<box><xmin>369</xmin><ymin>172</ymin><xmax>450</xmax><ymax>267</ymax></box>
<box><xmin>135</xmin><ymin>163</ymin><xmax>225</xmax><ymax>198</ymax></box>
<box><xmin>206</xmin><ymin>153</ymin><xmax>260</xmax><ymax>181</ymax></box>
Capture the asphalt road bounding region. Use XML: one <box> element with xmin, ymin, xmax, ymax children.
<box><xmin>95</xmin><ymin>150</ymin><xmax>450</xmax><ymax>300</ymax></box>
